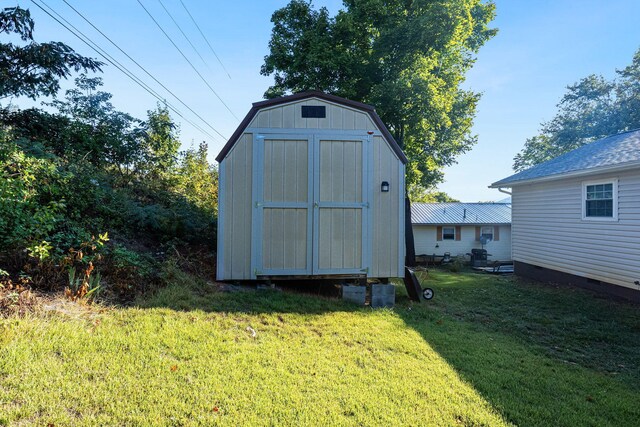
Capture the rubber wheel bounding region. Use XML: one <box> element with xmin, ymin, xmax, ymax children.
<box><xmin>422</xmin><ymin>287</ymin><xmax>434</xmax><ymax>300</ymax></box>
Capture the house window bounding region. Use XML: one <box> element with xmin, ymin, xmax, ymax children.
<box><xmin>582</xmin><ymin>180</ymin><xmax>617</xmax><ymax>220</ymax></box>
<box><xmin>480</xmin><ymin>226</ymin><xmax>494</xmax><ymax>241</ymax></box>
<box><xmin>442</xmin><ymin>227</ymin><xmax>455</xmax><ymax>240</ymax></box>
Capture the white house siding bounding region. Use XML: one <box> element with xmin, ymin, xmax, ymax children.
<box><xmin>413</xmin><ymin>225</ymin><xmax>512</xmax><ymax>261</ymax></box>
<box><xmin>511</xmin><ymin>168</ymin><xmax>640</xmax><ymax>290</ymax></box>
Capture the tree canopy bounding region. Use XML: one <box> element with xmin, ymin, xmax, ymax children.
<box><xmin>513</xmin><ymin>48</ymin><xmax>640</xmax><ymax>172</ymax></box>
<box><xmin>261</xmin><ymin>0</ymin><xmax>497</xmax><ymax>189</ymax></box>
<box><xmin>0</xmin><ymin>6</ymin><xmax>102</xmax><ymax>100</ymax></box>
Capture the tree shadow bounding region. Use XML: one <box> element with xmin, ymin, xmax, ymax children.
<box><xmin>394</xmin><ymin>270</ymin><xmax>640</xmax><ymax>427</ymax></box>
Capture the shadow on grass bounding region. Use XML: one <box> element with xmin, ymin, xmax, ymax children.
<box><xmin>137</xmin><ymin>267</ymin><xmax>640</xmax><ymax>426</ymax></box>
<box><xmin>395</xmin><ymin>269</ymin><xmax>640</xmax><ymax>427</ymax></box>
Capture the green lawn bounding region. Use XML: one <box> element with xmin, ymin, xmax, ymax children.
<box><xmin>1</xmin><ymin>269</ymin><xmax>639</xmax><ymax>426</ymax></box>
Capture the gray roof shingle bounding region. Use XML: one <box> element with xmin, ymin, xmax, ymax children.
<box><xmin>411</xmin><ymin>203</ymin><xmax>511</xmax><ymax>225</ymax></box>
<box><xmin>491</xmin><ymin>129</ymin><xmax>640</xmax><ymax>187</ymax></box>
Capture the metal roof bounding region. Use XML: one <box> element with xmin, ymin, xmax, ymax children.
<box><xmin>491</xmin><ymin>128</ymin><xmax>640</xmax><ymax>187</ymax></box>
<box><xmin>411</xmin><ymin>203</ymin><xmax>511</xmax><ymax>225</ymax></box>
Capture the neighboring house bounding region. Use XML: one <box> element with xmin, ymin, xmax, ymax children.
<box><xmin>411</xmin><ymin>202</ymin><xmax>512</xmax><ymax>261</ymax></box>
<box><xmin>491</xmin><ymin>129</ymin><xmax>640</xmax><ymax>301</ymax></box>
<box><xmin>216</xmin><ymin>91</ymin><xmax>407</xmax><ymax>281</ymax></box>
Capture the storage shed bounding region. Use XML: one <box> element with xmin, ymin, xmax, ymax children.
<box><xmin>216</xmin><ymin>91</ymin><xmax>408</xmax><ymax>281</ymax></box>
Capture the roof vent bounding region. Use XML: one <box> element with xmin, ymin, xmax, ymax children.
<box><xmin>301</xmin><ymin>105</ymin><xmax>326</xmax><ymax>118</ymax></box>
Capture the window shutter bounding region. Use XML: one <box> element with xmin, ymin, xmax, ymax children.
<box><xmin>455</xmin><ymin>226</ymin><xmax>461</xmax><ymax>241</ymax></box>
<box><xmin>475</xmin><ymin>226</ymin><xmax>481</xmax><ymax>241</ymax></box>
<box><xmin>437</xmin><ymin>226</ymin><xmax>442</xmax><ymax>241</ymax></box>
<box><xmin>494</xmin><ymin>226</ymin><xmax>500</xmax><ymax>241</ymax></box>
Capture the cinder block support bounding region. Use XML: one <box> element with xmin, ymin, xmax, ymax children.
<box><xmin>371</xmin><ymin>283</ymin><xmax>395</xmax><ymax>308</ymax></box>
<box><xmin>342</xmin><ymin>285</ymin><xmax>366</xmax><ymax>305</ymax></box>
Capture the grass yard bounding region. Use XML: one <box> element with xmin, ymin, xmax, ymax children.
<box><xmin>1</xmin><ymin>269</ymin><xmax>639</xmax><ymax>426</ymax></box>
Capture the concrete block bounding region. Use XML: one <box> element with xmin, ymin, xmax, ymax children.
<box><xmin>342</xmin><ymin>285</ymin><xmax>366</xmax><ymax>305</ymax></box>
<box><xmin>371</xmin><ymin>284</ymin><xmax>395</xmax><ymax>308</ymax></box>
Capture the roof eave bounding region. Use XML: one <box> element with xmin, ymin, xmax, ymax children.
<box><xmin>489</xmin><ymin>160</ymin><xmax>640</xmax><ymax>188</ymax></box>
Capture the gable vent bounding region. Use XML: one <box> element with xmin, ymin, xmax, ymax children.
<box><xmin>301</xmin><ymin>105</ymin><xmax>326</xmax><ymax>118</ymax></box>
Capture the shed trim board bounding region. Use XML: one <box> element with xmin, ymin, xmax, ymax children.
<box><xmin>216</xmin><ymin>91</ymin><xmax>408</xmax><ymax>164</ymax></box>
<box><xmin>216</xmin><ymin>160</ymin><xmax>226</xmax><ymax>280</ymax></box>
<box><xmin>398</xmin><ymin>163</ymin><xmax>406</xmax><ymax>275</ymax></box>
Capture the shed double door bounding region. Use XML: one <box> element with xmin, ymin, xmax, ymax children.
<box><xmin>252</xmin><ymin>134</ymin><xmax>369</xmax><ymax>277</ymax></box>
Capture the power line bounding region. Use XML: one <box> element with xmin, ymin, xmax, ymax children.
<box><xmin>136</xmin><ymin>0</ymin><xmax>239</xmax><ymax>121</ymax></box>
<box><xmin>30</xmin><ymin>0</ymin><xmax>218</xmax><ymax>141</ymax></box>
<box><xmin>178</xmin><ymin>0</ymin><xmax>231</xmax><ymax>80</ymax></box>
<box><xmin>157</xmin><ymin>0</ymin><xmax>210</xmax><ymax>71</ymax></box>
<box><xmin>59</xmin><ymin>0</ymin><xmax>226</xmax><ymax>140</ymax></box>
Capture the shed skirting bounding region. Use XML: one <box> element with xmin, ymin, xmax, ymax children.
<box><xmin>514</xmin><ymin>261</ymin><xmax>640</xmax><ymax>302</ymax></box>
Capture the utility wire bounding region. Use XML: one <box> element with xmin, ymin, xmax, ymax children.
<box><xmin>157</xmin><ymin>0</ymin><xmax>210</xmax><ymax>71</ymax></box>
<box><xmin>136</xmin><ymin>0</ymin><xmax>239</xmax><ymax>120</ymax></box>
<box><xmin>178</xmin><ymin>0</ymin><xmax>231</xmax><ymax>79</ymax></box>
<box><xmin>60</xmin><ymin>0</ymin><xmax>226</xmax><ymax>140</ymax></box>
<box><xmin>31</xmin><ymin>0</ymin><xmax>218</xmax><ymax>141</ymax></box>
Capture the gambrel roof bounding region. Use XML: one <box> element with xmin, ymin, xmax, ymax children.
<box><xmin>411</xmin><ymin>202</ymin><xmax>511</xmax><ymax>225</ymax></box>
<box><xmin>216</xmin><ymin>91</ymin><xmax>408</xmax><ymax>163</ymax></box>
<box><xmin>491</xmin><ymin>129</ymin><xmax>640</xmax><ymax>187</ymax></box>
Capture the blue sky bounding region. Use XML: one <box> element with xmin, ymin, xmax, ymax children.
<box><xmin>10</xmin><ymin>0</ymin><xmax>640</xmax><ymax>201</ymax></box>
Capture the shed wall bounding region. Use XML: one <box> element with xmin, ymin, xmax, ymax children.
<box><xmin>371</xmin><ymin>136</ymin><xmax>404</xmax><ymax>278</ymax></box>
<box><xmin>511</xmin><ymin>169</ymin><xmax>640</xmax><ymax>290</ymax></box>
<box><xmin>218</xmin><ymin>133</ymin><xmax>253</xmax><ymax>280</ymax></box>
<box><xmin>413</xmin><ymin>225</ymin><xmax>512</xmax><ymax>261</ymax></box>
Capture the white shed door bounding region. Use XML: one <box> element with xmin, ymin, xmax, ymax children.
<box><xmin>313</xmin><ymin>137</ymin><xmax>368</xmax><ymax>275</ymax></box>
<box><xmin>252</xmin><ymin>134</ymin><xmax>368</xmax><ymax>277</ymax></box>
<box><xmin>254</xmin><ymin>136</ymin><xmax>314</xmax><ymax>275</ymax></box>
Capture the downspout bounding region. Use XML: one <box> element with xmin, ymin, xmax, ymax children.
<box><xmin>498</xmin><ymin>187</ymin><xmax>512</xmax><ymax>196</ymax></box>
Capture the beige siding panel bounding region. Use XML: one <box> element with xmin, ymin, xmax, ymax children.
<box><xmin>512</xmin><ymin>169</ymin><xmax>640</xmax><ymax>290</ymax></box>
<box><xmin>329</xmin><ymin>104</ymin><xmax>343</xmax><ymax>129</ymax></box>
<box><xmin>224</xmin><ymin>133</ymin><xmax>253</xmax><ymax>280</ymax></box>
<box><xmin>318</xmin><ymin>208</ymin><xmax>362</xmax><ymax>270</ymax></box>
<box><xmin>282</xmin><ymin>104</ymin><xmax>295</xmax><ymax>128</ymax></box>
<box><xmin>371</xmin><ymin>136</ymin><xmax>401</xmax><ymax>277</ymax></box>
<box><xmin>269</xmin><ymin>107</ymin><xmax>283</xmax><ymax>128</ymax></box>
<box><xmin>262</xmin><ymin>208</ymin><xmax>308</xmax><ymax>271</ymax></box>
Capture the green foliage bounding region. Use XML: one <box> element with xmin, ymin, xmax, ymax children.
<box><xmin>0</xmin><ymin>6</ymin><xmax>102</xmax><ymax>99</ymax></box>
<box><xmin>262</xmin><ymin>0</ymin><xmax>497</xmax><ymax>189</ymax></box>
<box><xmin>408</xmin><ymin>185</ymin><xmax>459</xmax><ymax>203</ymax></box>
<box><xmin>514</xmin><ymin>47</ymin><xmax>640</xmax><ymax>171</ymax></box>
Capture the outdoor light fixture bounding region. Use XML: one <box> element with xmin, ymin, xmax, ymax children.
<box><xmin>381</xmin><ymin>181</ymin><xmax>390</xmax><ymax>192</ymax></box>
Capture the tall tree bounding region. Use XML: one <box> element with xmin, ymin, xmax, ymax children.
<box><xmin>261</xmin><ymin>0</ymin><xmax>497</xmax><ymax>188</ymax></box>
<box><xmin>513</xmin><ymin>48</ymin><xmax>640</xmax><ymax>172</ymax></box>
<box><xmin>0</xmin><ymin>6</ymin><xmax>102</xmax><ymax>100</ymax></box>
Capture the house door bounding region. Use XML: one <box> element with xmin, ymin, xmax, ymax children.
<box><xmin>252</xmin><ymin>134</ymin><xmax>369</xmax><ymax>277</ymax></box>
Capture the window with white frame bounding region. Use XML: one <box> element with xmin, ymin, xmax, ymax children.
<box><xmin>582</xmin><ymin>180</ymin><xmax>617</xmax><ymax>220</ymax></box>
<box><xmin>480</xmin><ymin>226</ymin><xmax>494</xmax><ymax>241</ymax></box>
<box><xmin>442</xmin><ymin>227</ymin><xmax>455</xmax><ymax>240</ymax></box>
